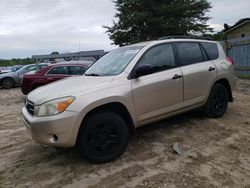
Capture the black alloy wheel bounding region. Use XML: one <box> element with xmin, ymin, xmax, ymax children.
<box><xmin>78</xmin><ymin>111</ymin><xmax>129</xmax><ymax>163</ymax></box>
<box><xmin>2</xmin><ymin>78</ymin><xmax>15</xmax><ymax>89</ymax></box>
<box><xmin>204</xmin><ymin>83</ymin><xmax>228</xmax><ymax>117</ymax></box>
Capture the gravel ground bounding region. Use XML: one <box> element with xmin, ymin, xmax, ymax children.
<box><xmin>0</xmin><ymin>79</ymin><xmax>250</xmax><ymax>188</ymax></box>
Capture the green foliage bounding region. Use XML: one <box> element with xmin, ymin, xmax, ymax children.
<box><xmin>105</xmin><ymin>0</ymin><xmax>213</xmax><ymax>46</ymax></box>
<box><xmin>0</xmin><ymin>58</ymin><xmax>35</xmax><ymax>67</ymax></box>
<box><xmin>237</xmin><ymin>75</ymin><xmax>250</xmax><ymax>80</ymax></box>
<box><xmin>204</xmin><ymin>31</ymin><xmax>226</xmax><ymax>41</ymax></box>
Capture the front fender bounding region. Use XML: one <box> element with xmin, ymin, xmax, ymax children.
<box><xmin>68</xmin><ymin>96</ymin><xmax>136</xmax><ymax>146</ymax></box>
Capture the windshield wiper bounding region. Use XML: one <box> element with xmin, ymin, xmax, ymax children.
<box><xmin>85</xmin><ymin>73</ymin><xmax>100</xmax><ymax>76</ymax></box>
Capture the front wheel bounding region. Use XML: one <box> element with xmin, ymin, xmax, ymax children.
<box><xmin>2</xmin><ymin>78</ymin><xmax>15</xmax><ymax>89</ymax></box>
<box><xmin>77</xmin><ymin>111</ymin><xmax>129</xmax><ymax>163</ymax></box>
<box><xmin>204</xmin><ymin>83</ymin><xmax>229</xmax><ymax>118</ymax></box>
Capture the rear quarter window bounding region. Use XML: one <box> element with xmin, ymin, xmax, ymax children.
<box><xmin>201</xmin><ymin>42</ymin><xmax>219</xmax><ymax>60</ymax></box>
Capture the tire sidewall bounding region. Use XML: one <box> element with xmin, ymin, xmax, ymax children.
<box><xmin>208</xmin><ymin>84</ymin><xmax>228</xmax><ymax>117</ymax></box>
<box><xmin>2</xmin><ymin>78</ymin><xmax>15</xmax><ymax>89</ymax></box>
<box><xmin>78</xmin><ymin>111</ymin><xmax>129</xmax><ymax>163</ymax></box>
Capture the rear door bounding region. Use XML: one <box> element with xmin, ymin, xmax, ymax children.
<box><xmin>131</xmin><ymin>43</ymin><xmax>183</xmax><ymax>123</ymax></box>
<box><xmin>174</xmin><ymin>42</ymin><xmax>217</xmax><ymax>106</ymax></box>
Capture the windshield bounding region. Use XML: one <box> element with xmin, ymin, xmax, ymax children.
<box><xmin>17</xmin><ymin>66</ymin><xmax>27</xmax><ymax>72</ymax></box>
<box><xmin>85</xmin><ymin>46</ymin><xmax>143</xmax><ymax>76</ymax></box>
<box><xmin>11</xmin><ymin>66</ymin><xmax>22</xmax><ymax>72</ymax></box>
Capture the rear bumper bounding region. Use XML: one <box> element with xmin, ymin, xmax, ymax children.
<box><xmin>21</xmin><ymin>107</ymin><xmax>80</xmax><ymax>147</ymax></box>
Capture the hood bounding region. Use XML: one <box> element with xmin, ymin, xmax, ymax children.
<box><xmin>27</xmin><ymin>75</ymin><xmax>115</xmax><ymax>105</ymax></box>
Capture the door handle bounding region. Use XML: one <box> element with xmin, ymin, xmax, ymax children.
<box><xmin>208</xmin><ymin>67</ymin><xmax>215</xmax><ymax>71</ymax></box>
<box><xmin>172</xmin><ymin>74</ymin><xmax>182</xmax><ymax>80</ymax></box>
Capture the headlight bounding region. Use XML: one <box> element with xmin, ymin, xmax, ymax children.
<box><xmin>37</xmin><ymin>96</ymin><xmax>75</xmax><ymax>117</ymax></box>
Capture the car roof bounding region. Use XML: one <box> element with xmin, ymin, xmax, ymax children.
<box><xmin>47</xmin><ymin>62</ymin><xmax>92</xmax><ymax>68</ymax></box>
<box><xmin>128</xmin><ymin>38</ymin><xmax>217</xmax><ymax>48</ymax></box>
<box><xmin>128</xmin><ymin>41</ymin><xmax>154</xmax><ymax>47</ymax></box>
<box><xmin>60</xmin><ymin>61</ymin><xmax>93</xmax><ymax>65</ymax></box>
<box><xmin>158</xmin><ymin>38</ymin><xmax>217</xmax><ymax>43</ymax></box>
<box><xmin>23</xmin><ymin>63</ymin><xmax>49</xmax><ymax>67</ymax></box>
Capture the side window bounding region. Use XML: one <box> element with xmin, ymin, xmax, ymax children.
<box><xmin>175</xmin><ymin>42</ymin><xmax>203</xmax><ymax>66</ymax></box>
<box><xmin>25</xmin><ymin>65</ymin><xmax>36</xmax><ymax>72</ymax></box>
<box><xmin>68</xmin><ymin>66</ymin><xmax>87</xmax><ymax>75</ymax></box>
<box><xmin>138</xmin><ymin>44</ymin><xmax>176</xmax><ymax>73</ymax></box>
<box><xmin>47</xmin><ymin>66</ymin><xmax>67</xmax><ymax>75</ymax></box>
<box><xmin>201</xmin><ymin>42</ymin><xmax>219</xmax><ymax>60</ymax></box>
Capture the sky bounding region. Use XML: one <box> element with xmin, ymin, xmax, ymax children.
<box><xmin>0</xmin><ymin>0</ymin><xmax>249</xmax><ymax>59</ymax></box>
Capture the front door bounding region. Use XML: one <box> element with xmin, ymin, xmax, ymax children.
<box><xmin>131</xmin><ymin>43</ymin><xmax>183</xmax><ymax>123</ymax></box>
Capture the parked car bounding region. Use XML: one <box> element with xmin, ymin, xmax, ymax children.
<box><xmin>0</xmin><ymin>66</ymin><xmax>12</xmax><ymax>74</ymax></box>
<box><xmin>0</xmin><ymin>63</ymin><xmax>49</xmax><ymax>89</ymax></box>
<box><xmin>0</xmin><ymin>65</ymin><xmax>24</xmax><ymax>75</ymax></box>
<box><xmin>22</xmin><ymin>37</ymin><xmax>237</xmax><ymax>163</ymax></box>
<box><xmin>21</xmin><ymin>62</ymin><xmax>92</xmax><ymax>95</ymax></box>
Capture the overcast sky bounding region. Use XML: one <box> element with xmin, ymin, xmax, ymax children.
<box><xmin>0</xmin><ymin>0</ymin><xmax>249</xmax><ymax>59</ymax></box>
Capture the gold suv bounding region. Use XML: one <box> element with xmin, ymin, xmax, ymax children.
<box><xmin>22</xmin><ymin>37</ymin><xmax>237</xmax><ymax>163</ymax></box>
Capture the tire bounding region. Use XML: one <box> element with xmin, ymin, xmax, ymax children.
<box><xmin>204</xmin><ymin>83</ymin><xmax>228</xmax><ymax>118</ymax></box>
<box><xmin>2</xmin><ymin>77</ymin><xmax>15</xmax><ymax>89</ymax></box>
<box><xmin>77</xmin><ymin>111</ymin><xmax>129</xmax><ymax>163</ymax></box>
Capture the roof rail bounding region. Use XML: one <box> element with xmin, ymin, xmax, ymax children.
<box><xmin>158</xmin><ymin>35</ymin><xmax>212</xmax><ymax>40</ymax></box>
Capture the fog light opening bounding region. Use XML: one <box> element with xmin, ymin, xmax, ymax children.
<box><xmin>49</xmin><ymin>134</ymin><xmax>58</xmax><ymax>143</ymax></box>
<box><xmin>53</xmin><ymin>134</ymin><xmax>58</xmax><ymax>141</ymax></box>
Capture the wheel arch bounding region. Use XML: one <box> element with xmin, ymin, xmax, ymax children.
<box><xmin>213</xmin><ymin>78</ymin><xmax>233</xmax><ymax>102</ymax></box>
<box><xmin>75</xmin><ymin>102</ymin><xmax>136</xmax><ymax>145</ymax></box>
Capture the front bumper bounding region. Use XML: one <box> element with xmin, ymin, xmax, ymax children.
<box><xmin>21</xmin><ymin>107</ymin><xmax>80</xmax><ymax>147</ymax></box>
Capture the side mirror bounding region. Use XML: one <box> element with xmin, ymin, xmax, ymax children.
<box><xmin>135</xmin><ymin>64</ymin><xmax>152</xmax><ymax>78</ymax></box>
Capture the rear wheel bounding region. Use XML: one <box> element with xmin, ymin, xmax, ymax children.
<box><xmin>2</xmin><ymin>78</ymin><xmax>15</xmax><ymax>89</ymax></box>
<box><xmin>77</xmin><ymin>111</ymin><xmax>129</xmax><ymax>163</ymax></box>
<box><xmin>204</xmin><ymin>83</ymin><xmax>228</xmax><ymax>117</ymax></box>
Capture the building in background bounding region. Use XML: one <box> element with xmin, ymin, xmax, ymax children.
<box><xmin>226</xmin><ymin>18</ymin><xmax>250</xmax><ymax>40</ymax></box>
<box><xmin>224</xmin><ymin>18</ymin><xmax>250</xmax><ymax>77</ymax></box>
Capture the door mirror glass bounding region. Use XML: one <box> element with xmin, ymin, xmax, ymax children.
<box><xmin>135</xmin><ymin>64</ymin><xmax>152</xmax><ymax>78</ymax></box>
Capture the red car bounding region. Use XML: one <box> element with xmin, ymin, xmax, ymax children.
<box><xmin>21</xmin><ymin>62</ymin><xmax>91</xmax><ymax>95</ymax></box>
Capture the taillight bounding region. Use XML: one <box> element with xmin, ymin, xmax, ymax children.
<box><xmin>226</xmin><ymin>57</ymin><xmax>234</xmax><ymax>65</ymax></box>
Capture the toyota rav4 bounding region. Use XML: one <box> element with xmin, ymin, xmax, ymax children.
<box><xmin>21</xmin><ymin>37</ymin><xmax>237</xmax><ymax>163</ymax></box>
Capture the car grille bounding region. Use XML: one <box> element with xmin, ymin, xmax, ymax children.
<box><xmin>26</xmin><ymin>100</ymin><xmax>35</xmax><ymax>115</ymax></box>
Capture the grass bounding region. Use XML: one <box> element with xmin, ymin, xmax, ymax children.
<box><xmin>237</xmin><ymin>75</ymin><xmax>250</xmax><ymax>79</ymax></box>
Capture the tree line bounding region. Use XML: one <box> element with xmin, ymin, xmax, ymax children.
<box><xmin>0</xmin><ymin>58</ymin><xmax>35</xmax><ymax>67</ymax></box>
<box><xmin>105</xmin><ymin>0</ymin><xmax>226</xmax><ymax>45</ymax></box>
